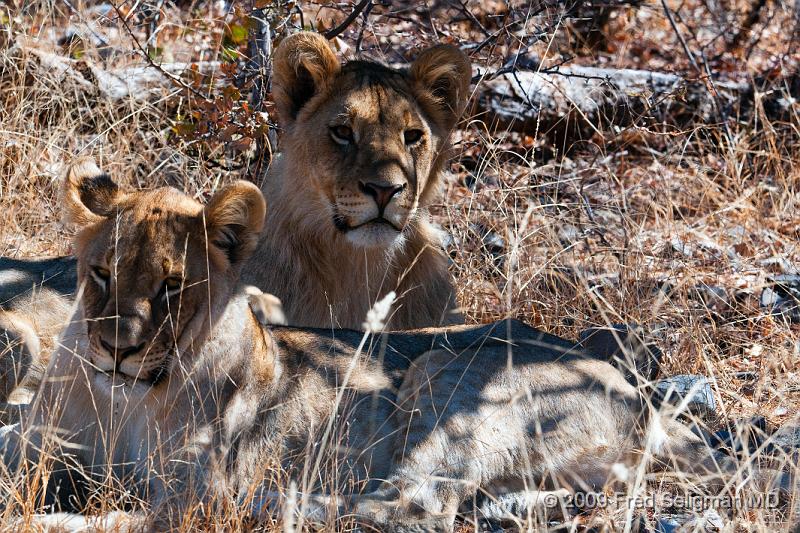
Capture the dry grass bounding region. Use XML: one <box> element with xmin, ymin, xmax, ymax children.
<box><xmin>0</xmin><ymin>0</ymin><xmax>799</xmax><ymax>531</ymax></box>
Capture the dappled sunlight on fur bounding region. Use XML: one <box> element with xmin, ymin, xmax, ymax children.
<box><xmin>4</xmin><ymin>172</ymin><xmax>792</xmax><ymax>532</ymax></box>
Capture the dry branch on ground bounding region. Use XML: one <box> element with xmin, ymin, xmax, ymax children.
<box><xmin>475</xmin><ymin>64</ymin><xmax>795</xmax><ymax>140</ymax></box>
<box><xmin>3</xmin><ymin>38</ymin><xmax>219</xmax><ymax>102</ymax></box>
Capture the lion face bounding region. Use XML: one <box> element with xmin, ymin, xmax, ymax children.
<box><xmin>62</xmin><ymin>159</ymin><xmax>265</xmax><ymax>393</ymax></box>
<box><xmin>272</xmin><ymin>33</ymin><xmax>471</xmax><ymax>249</ymax></box>
<box><xmin>316</xmin><ymin>73</ymin><xmax>430</xmax><ymax>248</ymax></box>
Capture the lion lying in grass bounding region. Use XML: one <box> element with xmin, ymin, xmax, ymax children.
<box><xmin>0</xmin><ymin>32</ymin><xmax>469</xmax><ymax>414</ymax></box>
<box><xmin>3</xmin><ymin>161</ymin><xmax>766</xmax><ymax>532</ymax></box>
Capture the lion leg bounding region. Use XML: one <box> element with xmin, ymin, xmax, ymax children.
<box><xmin>1</xmin><ymin>420</ymin><xmax>92</xmax><ymax>513</ymax></box>
<box><xmin>345</xmin><ymin>403</ymin><xmax>487</xmax><ymax>531</ymax></box>
<box><xmin>473</xmin><ymin>488</ymin><xmax>571</xmax><ymax>522</ymax></box>
<box><xmin>0</xmin><ymin>289</ymin><xmax>75</xmax><ymax>420</ymax></box>
<box><xmin>349</xmin><ymin>352</ymin><xmax>522</xmax><ymax>532</ymax></box>
<box><xmin>147</xmin><ymin>425</ymin><xmax>236</xmax><ymax>531</ymax></box>
<box><xmin>8</xmin><ymin>511</ymin><xmax>147</xmax><ymax>533</ymax></box>
<box><xmin>651</xmin><ymin>415</ymin><xmax>793</xmax><ymax>497</ymax></box>
<box><xmin>0</xmin><ymin>310</ymin><xmax>40</xmax><ymax>422</ymax></box>
<box><xmin>245</xmin><ymin>286</ymin><xmax>287</xmax><ymax>326</ymax></box>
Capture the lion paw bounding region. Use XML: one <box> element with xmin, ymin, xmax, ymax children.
<box><xmin>245</xmin><ymin>286</ymin><xmax>288</xmax><ymax>326</ymax></box>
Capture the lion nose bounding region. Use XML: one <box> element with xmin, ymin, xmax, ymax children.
<box><xmin>100</xmin><ymin>339</ymin><xmax>145</xmax><ymax>361</ymax></box>
<box><xmin>358</xmin><ymin>181</ymin><xmax>406</xmax><ymax>212</ymax></box>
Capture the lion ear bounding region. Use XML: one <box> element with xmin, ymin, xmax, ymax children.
<box><xmin>409</xmin><ymin>45</ymin><xmax>472</xmax><ymax>130</ymax></box>
<box><xmin>272</xmin><ymin>31</ymin><xmax>340</xmax><ymax>124</ymax></box>
<box><xmin>204</xmin><ymin>181</ymin><xmax>266</xmax><ymax>266</ymax></box>
<box><xmin>62</xmin><ymin>157</ymin><xmax>122</xmax><ymax>228</ymax></box>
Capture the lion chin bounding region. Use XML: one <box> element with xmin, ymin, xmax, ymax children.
<box><xmin>91</xmin><ymin>370</ymin><xmax>151</xmax><ymax>396</ymax></box>
<box><xmin>344</xmin><ymin>219</ymin><xmax>405</xmax><ymax>248</ymax></box>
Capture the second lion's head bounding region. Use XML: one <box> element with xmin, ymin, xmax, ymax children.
<box><xmin>271</xmin><ymin>32</ymin><xmax>472</xmax><ymax>249</ymax></box>
<box><xmin>62</xmin><ymin>158</ymin><xmax>265</xmax><ymax>393</ymax></box>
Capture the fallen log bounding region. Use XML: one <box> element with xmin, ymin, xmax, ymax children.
<box><xmin>474</xmin><ymin>64</ymin><xmax>795</xmax><ymax>141</ymax></box>
<box><xmin>2</xmin><ymin>38</ymin><xmax>219</xmax><ymax>102</ymax></box>
<box><xmin>4</xmin><ymin>38</ymin><xmax>794</xmax><ymax>147</ymax></box>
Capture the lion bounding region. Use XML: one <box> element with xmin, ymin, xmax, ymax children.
<box><xmin>3</xmin><ymin>161</ymin><xmax>772</xmax><ymax>533</ymax></box>
<box><xmin>0</xmin><ymin>32</ymin><xmax>470</xmax><ymax>413</ymax></box>
<box><xmin>0</xmin><ymin>257</ymin><xmax>76</xmax><ymax>420</ymax></box>
<box><xmin>241</xmin><ymin>31</ymin><xmax>470</xmax><ymax>330</ymax></box>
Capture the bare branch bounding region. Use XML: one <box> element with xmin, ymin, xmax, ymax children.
<box><xmin>324</xmin><ymin>0</ymin><xmax>372</xmax><ymax>40</ymax></box>
<box><xmin>659</xmin><ymin>0</ymin><xmax>700</xmax><ymax>73</ymax></box>
<box><xmin>110</xmin><ymin>3</ymin><xmax>209</xmax><ymax>101</ymax></box>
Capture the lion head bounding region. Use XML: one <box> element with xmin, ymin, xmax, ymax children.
<box><xmin>271</xmin><ymin>32</ymin><xmax>471</xmax><ymax>249</ymax></box>
<box><xmin>62</xmin><ymin>158</ymin><xmax>265</xmax><ymax>392</ymax></box>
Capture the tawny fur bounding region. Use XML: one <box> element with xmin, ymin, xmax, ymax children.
<box><xmin>2</xmin><ymin>175</ymin><xmax>743</xmax><ymax>533</ymax></box>
<box><xmin>241</xmin><ymin>32</ymin><xmax>470</xmax><ymax>329</ymax></box>
<box><xmin>0</xmin><ymin>33</ymin><xmax>471</xmax><ymax>407</ymax></box>
<box><xmin>0</xmin><ymin>262</ymin><xmax>75</xmax><ymax>423</ymax></box>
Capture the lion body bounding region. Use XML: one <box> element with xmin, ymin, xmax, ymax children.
<box><xmin>6</xmin><ymin>292</ymin><xmax>656</xmax><ymax>531</ymax></box>
<box><xmin>1</xmin><ymin>147</ymin><xmax>713</xmax><ymax>532</ymax></box>
<box><xmin>0</xmin><ymin>35</ymin><xmax>469</xmax><ymax>410</ymax></box>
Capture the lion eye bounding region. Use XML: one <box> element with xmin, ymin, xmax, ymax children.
<box><xmin>404</xmin><ymin>129</ymin><xmax>424</xmax><ymax>145</ymax></box>
<box><xmin>162</xmin><ymin>277</ymin><xmax>183</xmax><ymax>299</ymax></box>
<box><xmin>330</xmin><ymin>125</ymin><xmax>354</xmax><ymax>145</ymax></box>
<box><xmin>90</xmin><ymin>266</ymin><xmax>110</xmax><ymax>289</ymax></box>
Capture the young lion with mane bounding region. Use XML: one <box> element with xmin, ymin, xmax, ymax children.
<box><xmin>1</xmin><ymin>160</ymin><xmax>765</xmax><ymax>533</ymax></box>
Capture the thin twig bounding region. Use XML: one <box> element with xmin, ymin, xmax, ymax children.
<box><xmin>246</xmin><ymin>3</ymin><xmax>280</xmax><ymax>178</ymax></box>
<box><xmin>324</xmin><ymin>0</ymin><xmax>372</xmax><ymax>40</ymax></box>
<box><xmin>659</xmin><ymin>0</ymin><xmax>736</xmax><ymax>153</ymax></box>
<box><xmin>248</xmin><ymin>7</ymin><xmax>272</xmax><ymax>114</ymax></box>
<box><xmin>354</xmin><ymin>0</ymin><xmax>374</xmax><ymax>53</ymax></box>
<box><xmin>660</xmin><ymin>0</ymin><xmax>700</xmax><ymax>73</ymax></box>
<box><xmin>110</xmin><ymin>3</ymin><xmax>209</xmax><ymax>101</ymax></box>
<box><xmin>456</xmin><ymin>0</ymin><xmax>490</xmax><ymax>37</ymax></box>
<box><xmin>145</xmin><ymin>0</ymin><xmax>167</xmax><ymax>48</ymax></box>
<box><xmin>61</xmin><ymin>0</ymin><xmax>111</xmax><ymax>50</ymax></box>
<box><xmin>728</xmin><ymin>0</ymin><xmax>768</xmax><ymax>52</ymax></box>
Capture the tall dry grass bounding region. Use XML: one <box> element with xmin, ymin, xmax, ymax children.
<box><xmin>0</xmin><ymin>0</ymin><xmax>798</xmax><ymax>531</ymax></box>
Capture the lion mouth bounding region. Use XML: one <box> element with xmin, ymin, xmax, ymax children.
<box><xmin>332</xmin><ymin>213</ymin><xmax>402</xmax><ymax>233</ymax></box>
<box><xmin>94</xmin><ymin>352</ymin><xmax>171</xmax><ymax>387</ymax></box>
<box><xmin>94</xmin><ymin>368</ymin><xmax>138</xmax><ymax>389</ymax></box>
